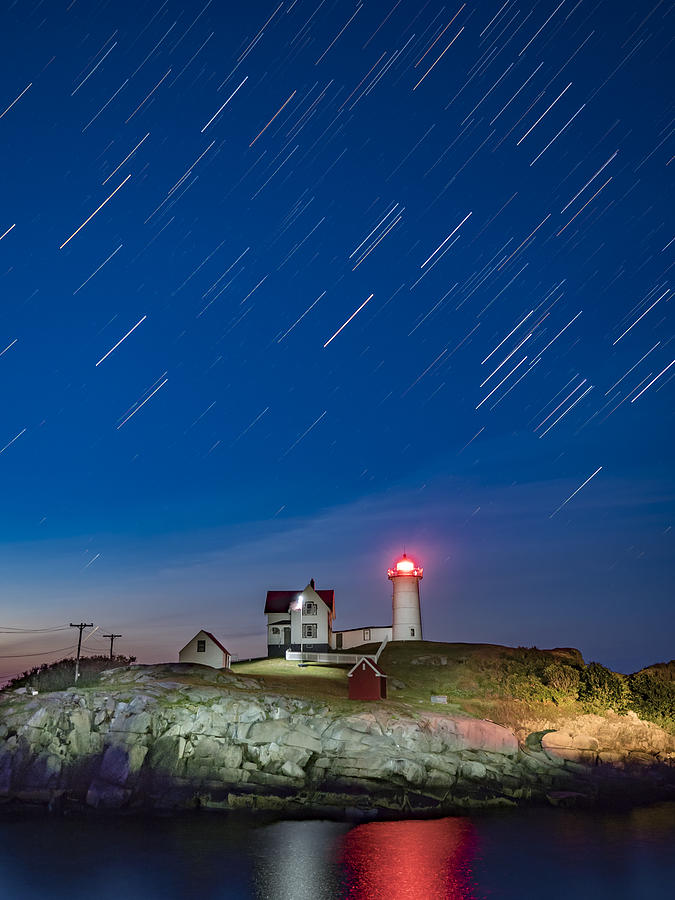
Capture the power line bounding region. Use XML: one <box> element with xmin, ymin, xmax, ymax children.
<box><xmin>0</xmin><ymin>625</ymin><xmax>70</xmax><ymax>633</ymax></box>
<box><xmin>102</xmin><ymin>634</ymin><xmax>122</xmax><ymax>659</ymax></box>
<box><xmin>0</xmin><ymin>644</ymin><xmax>77</xmax><ymax>659</ymax></box>
<box><xmin>0</xmin><ymin>640</ymin><xmax>110</xmax><ymax>686</ymax></box>
<box><xmin>0</xmin><ymin>668</ymin><xmax>38</xmax><ymax>685</ymax></box>
<box><xmin>70</xmin><ymin>623</ymin><xmax>93</xmax><ymax>684</ymax></box>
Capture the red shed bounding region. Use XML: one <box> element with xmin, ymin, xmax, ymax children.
<box><xmin>348</xmin><ymin>657</ymin><xmax>387</xmax><ymax>701</ymax></box>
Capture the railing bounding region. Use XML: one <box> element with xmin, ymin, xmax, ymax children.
<box><xmin>285</xmin><ymin>634</ymin><xmax>388</xmax><ymax>667</ymax></box>
<box><xmin>374</xmin><ymin>633</ymin><xmax>389</xmax><ymax>663</ymax></box>
<box><xmin>387</xmin><ymin>566</ymin><xmax>423</xmax><ymax>578</ymax></box>
<box><xmin>285</xmin><ymin>650</ymin><xmax>377</xmax><ymax>665</ymax></box>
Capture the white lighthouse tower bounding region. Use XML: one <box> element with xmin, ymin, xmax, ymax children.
<box><xmin>388</xmin><ymin>553</ymin><xmax>423</xmax><ymax>641</ymax></box>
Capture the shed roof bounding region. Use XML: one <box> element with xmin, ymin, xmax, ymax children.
<box><xmin>264</xmin><ymin>589</ymin><xmax>334</xmax><ymax>615</ymax></box>
<box><xmin>203</xmin><ymin>630</ymin><xmax>230</xmax><ymax>656</ymax></box>
<box><xmin>347</xmin><ymin>657</ymin><xmax>387</xmax><ymax>678</ymax></box>
<box><xmin>179</xmin><ymin>629</ymin><xmax>230</xmax><ymax>656</ymax></box>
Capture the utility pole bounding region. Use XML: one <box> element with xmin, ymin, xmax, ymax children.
<box><xmin>102</xmin><ymin>633</ymin><xmax>122</xmax><ymax>659</ymax></box>
<box><xmin>70</xmin><ymin>622</ymin><xmax>93</xmax><ymax>684</ymax></box>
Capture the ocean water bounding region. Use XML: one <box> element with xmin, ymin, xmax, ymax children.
<box><xmin>0</xmin><ymin>803</ymin><xmax>673</xmax><ymax>899</ymax></box>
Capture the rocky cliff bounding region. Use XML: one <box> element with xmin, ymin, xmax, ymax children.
<box><xmin>1</xmin><ymin>664</ymin><xmax>673</xmax><ymax>816</ymax></box>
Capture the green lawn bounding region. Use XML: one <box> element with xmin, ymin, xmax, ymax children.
<box><xmin>231</xmin><ymin>641</ymin><xmax>586</xmax><ymax>724</ymax></box>
<box><xmin>232</xmin><ymin>656</ymin><xmax>351</xmax><ymax>704</ymax></box>
<box><xmin>231</xmin><ymin>642</ymin><xmax>497</xmax><ymax>715</ymax></box>
<box><xmin>9</xmin><ymin>641</ymin><xmax>672</xmax><ymax>735</ymax></box>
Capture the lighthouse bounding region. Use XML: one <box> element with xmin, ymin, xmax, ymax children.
<box><xmin>388</xmin><ymin>553</ymin><xmax>423</xmax><ymax>641</ymax></box>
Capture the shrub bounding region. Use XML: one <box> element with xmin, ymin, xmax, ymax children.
<box><xmin>3</xmin><ymin>655</ymin><xmax>136</xmax><ymax>693</ymax></box>
<box><xmin>628</xmin><ymin>671</ymin><xmax>675</xmax><ymax>725</ymax></box>
<box><xmin>542</xmin><ymin>663</ymin><xmax>580</xmax><ymax>701</ymax></box>
<box><xmin>637</xmin><ymin>661</ymin><xmax>675</xmax><ymax>682</ymax></box>
<box><xmin>502</xmin><ymin>673</ymin><xmax>541</xmax><ymax>701</ymax></box>
<box><xmin>578</xmin><ymin>662</ymin><xmax>629</xmax><ymax>710</ymax></box>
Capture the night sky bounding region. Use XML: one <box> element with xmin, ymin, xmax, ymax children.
<box><xmin>0</xmin><ymin>0</ymin><xmax>672</xmax><ymax>680</ymax></box>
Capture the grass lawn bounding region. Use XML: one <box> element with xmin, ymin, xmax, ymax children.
<box><xmin>231</xmin><ymin>641</ymin><xmax>586</xmax><ymax>725</ymax></box>
<box><xmin>9</xmin><ymin>641</ymin><xmax>672</xmax><ymax>737</ymax></box>
<box><xmin>232</xmin><ymin>656</ymin><xmax>351</xmax><ymax>705</ymax></box>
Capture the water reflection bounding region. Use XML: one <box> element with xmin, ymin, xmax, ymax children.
<box><xmin>338</xmin><ymin>817</ymin><xmax>478</xmax><ymax>899</ymax></box>
<box><xmin>250</xmin><ymin>819</ymin><xmax>348</xmax><ymax>900</ymax></box>
<box><xmin>1</xmin><ymin>805</ymin><xmax>674</xmax><ymax>899</ymax></box>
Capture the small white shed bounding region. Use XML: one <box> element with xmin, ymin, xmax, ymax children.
<box><xmin>178</xmin><ymin>630</ymin><xmax>231</xmax><ymax>669</ymax></box>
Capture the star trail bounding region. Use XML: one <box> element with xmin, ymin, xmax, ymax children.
<box><xmin>0</xmin><ymin>0</ymin><xmax>672</xmax><ymax>675</ymax></box>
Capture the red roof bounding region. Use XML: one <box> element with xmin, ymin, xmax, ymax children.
<box><xmin>202</xmin><ymin>631</ymin><xmax>230</xmax><ymax>656</ymax></box>
<box><xmin>264</xmin><ymin>589</ymin><xmax>334</xmax><ymax>615</ymax></box>
<box><xmin>348</xmin><ymin>657</ymin><xmax>387</xmax><ymax>677</ymax></box>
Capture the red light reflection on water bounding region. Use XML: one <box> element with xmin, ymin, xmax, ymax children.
<box><xmin>339</xmin><ymin>817</ymin><xmax>479</xmax><ymax>899</ymax></box>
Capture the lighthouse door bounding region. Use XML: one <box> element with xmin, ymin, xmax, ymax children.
<box><xmin>283</xmin><ymin>627</ymin><xmax>291</xmax><ymax>649</ymax></box>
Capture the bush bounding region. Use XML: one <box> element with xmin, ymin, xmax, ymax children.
<box><xmin>542</xmin><ymin>663</ymin><xmax>580</xmax><ymax>701</ymax></box>
<box><xmin>628</xmin><ymin>671</ymin><xmax>675</xmax><ymax>724</ymax></box>
<box><xmin>3</xmin><ymin>655</ymin><xmax>136</xmax><ymax>692</ymax></box>
<box><xmin>637</xmin><ymin>661</ymin><xmax>675</xmax><ymax>682</ymax></box>
<box><xmin>502</xmin><ymin>672</ymin><xmax>550</xmax><ymax>701</ymax></box>
<box><xmin>578</xmin><ymin>662</ymin><xmax>629</xmax><ymax>710</ymax></box>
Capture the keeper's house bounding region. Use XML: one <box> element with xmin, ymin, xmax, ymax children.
<box><xmin>264</xmin><ymin>554</ymin><xmax>424</xmax><ymax>658</ymax></box>
<box><xmin>265</xmin><ymin>579</ymin><xmax>334</xmax><ymax>656</ymax></box>
<box><xmin>179</xmin><ymin>630</ymin><xmax>231</xmax><ymax>669</ymax></box>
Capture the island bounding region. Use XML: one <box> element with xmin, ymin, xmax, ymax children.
<box><xmin>1</xmin><ymin>641</ymin><xmax>673</xmax><ymax>817</ymax></box>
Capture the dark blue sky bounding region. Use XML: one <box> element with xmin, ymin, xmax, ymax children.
<box><xmin>0</xmin><ymin>0</ymin><xmax>672</xmax><ymax>678</ymax></box>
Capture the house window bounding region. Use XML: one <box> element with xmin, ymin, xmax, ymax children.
<box><xmin>197</xmin><ymin>640</ymin><xmax>206</xmax><ymax>652</ymax></box>
<box><xmin>303</xmin><ymin>601</ymin><xmax>317</xmax><ymax>615</ymax></box>
<box><xmin>363</xmin><ymin>629</ymin><xmax>371</xmax><ymax>641</ymax></box>
<box><xmin>410</xmin><ymin>627</ymin><xmax>415</xmax><ymax>637</ymax></box>
<box><xmin>302</xmin><ymin>624</ymin><xmax>317</xmax><ymax>639</ymax></box>
<box><xmin>271</xmin><ymin>627</ymin><xmax>280</xmax><ymax>635</ymax></box>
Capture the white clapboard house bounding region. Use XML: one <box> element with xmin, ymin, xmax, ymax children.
<box><xmin>264</xmin><ymin>554</ymin><xmax>424</xmax><ymax>657</ymax></box>
<box><xmin>265</xmin><ymin>580</ymin><xmax>334</xmax><ymax>656</ymax></box>
<box><xmin>179</xmin><ymin>630</ymin><xmax>231</xmax><ymax>669</ymax></box>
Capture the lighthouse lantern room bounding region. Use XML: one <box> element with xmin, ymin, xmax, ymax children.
<box><xmin>388</xmin><ymin>553</ymin><xmax>423</xmax><ymax>641</ymax></box>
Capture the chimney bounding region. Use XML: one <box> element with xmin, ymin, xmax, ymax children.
<box><xmin>310</xmin><ymin>578</ymin><xmax>315</xmax><ymax>589</ymax></box>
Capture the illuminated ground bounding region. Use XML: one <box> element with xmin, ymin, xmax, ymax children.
<box><xmin>231</xmin><ymin>641</ymin><xmax>587</xmax><ymax>730</ymax></box>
